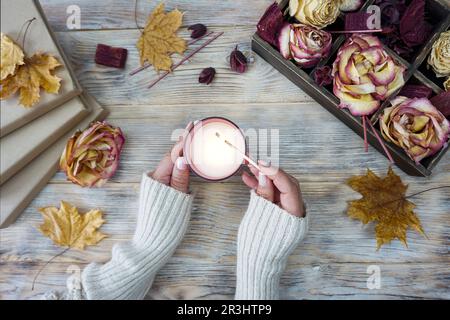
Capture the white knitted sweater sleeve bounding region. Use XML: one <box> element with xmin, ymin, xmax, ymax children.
<box><xmin>81</xmin><ymin>173</ymin><xmax>193</xmax><ymax>300</ymax></box>
<box><xmin>235</xmin><ymin>191</ymin><xmax>309</xmax><ymax>300</ymax></box>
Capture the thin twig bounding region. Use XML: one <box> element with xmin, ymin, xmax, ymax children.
<box><xmin>329</xmin><ymin>29</ymin><xmax>383</xmax><ymax>34</ymax></box>
<box><xmin>147</xmin><ymin>32</ymin><xmax>224</xmax><ymax>89</ymax></box>
<box><xmin>31</xmin><ymin>247</ymin><xmax>70</xmax><ymax>291</ymax></box>
<box><xmin>129</xmin><ymin>31</ymin><xmax>214</xmax><ymax>76</ymax></box>
<box><xmin>362</xmin><ymin>116</ymin><xmax>368</xmax><ymax>152</ymax></box>
<box><xmin>15</xmin><ymin>18</ymin><xmax>36</xmax><ymax>53</ymax></box>
<box><xmin>366</xmin><ymin>118</ymin><xmax>394</xmax><ymax>164</ymax></box>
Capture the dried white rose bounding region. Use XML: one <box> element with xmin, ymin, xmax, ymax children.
<box><xmin>289</xmin><ymin>0</ymin><xmax>341</xmax><ymax>29</ymax></box>
<box><xmin>428</xmin><ymin>30</ymin><xmax>450</xmax><ymax>78</ymax></box>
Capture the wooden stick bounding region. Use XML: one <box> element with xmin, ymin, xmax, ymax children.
<box><xmin>329</xmin><ymin>29</ymin><xmax>383</xmax><ymax>34</ymax></box>
<box><xmin>367</xmin><ymin>118</ymin><xmax>394</xmax><ymax>164</ymax></box>
<box><xmin>215</xmin><ymin>132</ymin><xmax>261</xmax><ymax>171</ymax></box>
<box><xmin>147</xmin><ymin>32</ymin><xmax>224</xmax><ymax>89</ymax></box>
<box><xmin>129</xmin><ymin>31</ymin><xmax>214</xmax><ymax>76</ymax></box>
<box><xmin>362</xmin><ymin>116</ymin><xmax>368</xmax><ymax>152</ymax></box>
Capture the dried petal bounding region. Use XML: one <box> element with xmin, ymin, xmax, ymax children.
<box><xmin>95</xmin><ymin>44</ymin><xmax>128</xmax><ymax>68</ymax></box>
<box><xmin>199</xmin><ymin>67</ymin><xmax>216</xmax><ymax>85</ymax></box>
<box><xmin>60</xmin><ymin>122</ymin><xmax>125</xmax><ymax>187</ymax></box>
<box><xmin>230</xmin><ymin>46</ymin><xmax>247</xmax><ymax>73</ymax></box>
<box><xmin>0</xmin><ymin>33</ymin><xmax>24</xmax><ymax>80</ymax></box>
<box><xmin>188</xmin><ymin>24</ymin><xmax>207</xmax><ymax>39</ymax></box>
<box><xmin>399</xmin><ymin>0</ymin><xmax>432</xmax><ymax>48</ymax></box>
<box><xmin>256</xmin><ymin>2</ymin><xmax>284</xmax><ymax>47</ymax></box>
<box><xmin>398</xmin><ymin>84</ymin><xmax>433</xmax><ymax>99</ymax></box>
<box><xmin>430</xmin><ymin>92</ymin><xmax>450</xmax><ymax>119</ymax></box>
<box><xmin>312</xmin><ymin>66</ymin><xmax>332</xmax><ymax>86</ymax></box>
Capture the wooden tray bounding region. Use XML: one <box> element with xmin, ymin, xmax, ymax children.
<box><xmin>252</xmin><ymin>0</ymin><xmax>450</xmax><ymax>176</ymax></box>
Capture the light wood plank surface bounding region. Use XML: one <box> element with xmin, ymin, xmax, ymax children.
<box><xmin>1</xmin><ymin>0</ymin><xmax>449</xmax><ymax>300</ymax></box>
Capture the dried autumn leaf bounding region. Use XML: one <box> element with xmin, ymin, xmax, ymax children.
<box><xmin>346</xmin><ymin>167</ymin><xmax>425</xmax><ymax>249</ymax></box>
<box><xmin>38</xmin><ymin>201</ymin><xmax>107</xmax><ymax>250</ymax></box>
<box><xmin>0</xmin><ymin>52</ymin><xmax>61</xmax><ymax>107</ymax></box>
<box><xmin>0</xmin><ymin>32</ymin><xmax>24</xmax><ymax>80</ymax></box>
<box><xmin>137</xmin><ymin>2</ymin><xmax>186</xmax><ymax>72</ymax></box>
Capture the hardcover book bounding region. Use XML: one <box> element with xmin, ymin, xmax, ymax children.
<box><xmin>0</xmin><ymin>96</ymin><xmax>89</xmax><ymax>185</ymax></box>
<box><xmin>0</xmin><ymin>93</ymin><xmax>108</xmax><ymax>228</ymax></box>
<box><xmin>0</xmin><ymin>0</ymin><xmax>82</xmax><ymax>137</ymax></box>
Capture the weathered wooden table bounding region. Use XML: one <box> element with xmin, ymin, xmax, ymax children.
<box><xmin>1</xmin><ymin>0</ymin><xmax>449</xmax><ymax>300</ymax></box>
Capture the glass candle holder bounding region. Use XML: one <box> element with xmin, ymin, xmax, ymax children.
<box><xmin>183</xmin><ymin>117</ymin><xmax>247</xmax><ymax>181</ymax></box>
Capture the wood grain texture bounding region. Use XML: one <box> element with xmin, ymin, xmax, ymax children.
<box><xmin>1</xmin><ymin>0</ymin><xmax>449</xmax><ymax>300</ymax></box>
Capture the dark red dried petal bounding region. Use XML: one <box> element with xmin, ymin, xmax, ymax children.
<box><xmin>199</xmin><ymin>67</ymin><xmax>216</xmax><ymax>85</ymax></box>
<box><xmin>399</xmin><ymin>0</ymin><xmax>432</xmax><ymax>47</ymax></box>
<box><xmin>345</xmin><ymin>12</ymin><xmax>371</xmax><ymax>33</ymax></box>
<box><xmin>399</xmin><ymin>84</ymin><xmax>433</xmax><ymax>99</ymax></box>
<box><xmin>188</xmin><ymin>24</ymin><xmax>207</xmax><ymax>39</ymax></box>
<box><xmin>430</xmin><ymin>92</ymin><xmax>450</xmax><ymax>119</ymax></box>
<box><xmin>312</xmin><ymin>66</ymin><xmax>332</xmax><ymax>87</ymax></box>
<box><xmin>95</xmin><ymin>44</ymin><xmax>128</xmax><ymax>68</ymax></box>
<box><xmin>256</xmin><ymin>2</ymin><xmax>284</xmax><ymax>47</ymax></box>
<box><xmin>230</xmin><ymin>46</ymin><xmax>247</xmax><ymax>73</ymax></box>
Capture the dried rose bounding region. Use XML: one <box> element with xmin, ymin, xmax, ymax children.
<box><xmin>188</xmin><ymin>24</ymin><xmax>207</xmax><ymax>39</ymax></box>
<box><xmin>380</xmin><ymin>96</ymin><xmax>450</xmax><ymax>163</ymax></box>
<box><xmin>427</xmin><ymin>30</ymin><xmax>450</xmax><ymax>78</ymax></box>
<box><xmin>340</xmin><ymin>0</ymin><xmax>364</xmax><ymax>12</ymax></box>
<box><xmin>230</xmin><ymin>46</ymin><xmax>247</xmax><ymax>73</ymax></box>
<box><xmin>399</xmin><ymin>0</ymin><xmax>432</xmax><ymax>48</ymax></box>
<box><xmin>332</xmin><ymin>34</ymin><xmax>405</xmax><ymax>116</ymax></box>
<box><xmin>279</xmin><ymin>23</ymin><xmax>332</xmax><ymax>68</ymax></box>
<box><xmin>312</xmin><ymin>66</ymin><xmax>332</xmax><ymax>87</ymax></box>
<box><xmin>60</xmin><ymin>122</ymin><xmax>125</xmax><ymax>187</ymax></box>
<box><xmin>289</xmin><ymin>0</ymin><xmax>340</xmax><ymax>29</ymax></box>
<box><xmin>199</xmin><ymin>67</ymin><xmax>215</xmax><ymax>85</ymax></box>
<box><xmin>257</xmin><ymin>2</ymin><xmax>285</xmax><ymax>48</ymax></box>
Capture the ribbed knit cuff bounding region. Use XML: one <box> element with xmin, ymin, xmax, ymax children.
<box><xmin>81</xmin><ymin>174</ymin><xmax>193</xmax><ymax>300</ymax></box>
<box><xmin>235</xmin><ymin>191</ymin><xmax>309</xmax><ymax>300</ymax></box>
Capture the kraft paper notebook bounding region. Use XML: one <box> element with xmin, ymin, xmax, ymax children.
<box><xmin>0</xmin><ymin>93</ymin><xmax>108</xmax><ymax>229</ymax></box>
<box><xmin>0</xmin><ymin>97</ymin><xmax>89</xmax><ymax>185</ymax></box>
<box><xmin>0</xmin><ymin>0</ymin><xmax>82</xmax><ymax>137</ymax></box>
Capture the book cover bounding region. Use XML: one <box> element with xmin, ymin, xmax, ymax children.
<box><xmin>0</xmin><ymin>96</ymin><xmax>89</xmax><ymax>185</ymax></box>
<box><xmin>0</xmin><ymin>93</ymin><xmax>108</xmax><ymax>229</ymax></box>
<box><xmin>0</xmin><ymin>0</ymin><xmax>82</xmax><ymax>137</ymax></box>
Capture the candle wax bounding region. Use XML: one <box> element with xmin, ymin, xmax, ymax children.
<box><xmin>186</xmin><ymin>120</ymin><xmax>245</xmax><ymax>180</ymax></box>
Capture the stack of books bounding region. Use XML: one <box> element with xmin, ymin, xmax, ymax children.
<box><xmin>0</xmin><ymin>0</ymin><xmax>109</xmax><ymax>228</ymax></box>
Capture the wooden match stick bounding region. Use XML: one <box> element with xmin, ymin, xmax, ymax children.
<box><xmin>215</xmin><ymin>132</ymin><xmax>261</xmax><ymax>170</ymax></box>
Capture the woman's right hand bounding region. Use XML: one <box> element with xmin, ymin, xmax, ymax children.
<box><xmin>242</xmin><ymin>161</ymin><xmax>305</xmax><ymax>218</ymax></box>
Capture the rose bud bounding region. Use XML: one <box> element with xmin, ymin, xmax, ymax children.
<box><xmin>332</xmin><ymin>34</ymin><xmax>405</xmax><ymax>116</ymax></box>
<box><xmin>199</xmin><ymin>67</ymin><xmax>216</xmax><ymax>85</ymax></box>
<box><xmin>279</xmin><ymin>23</ymin><xmax>332</xmax><ymax>68</ymax></box>
<box><xmin>427</xmin><ymin>30</ymin><xmax>450</xmax><ymax>78</ymax></box>
<box><xmin>380</xmin><ymin>96</ymin><xmax>450</xmax><ymax>163</ymax></box>
<box><xmin>230</xmin><ymin>46</ymin><xmax>247</xmax><ymax>73</ymax></box>
<box><xmin>340</xmin><ymin>0</ymin><xmax>364</xmax><ymax>12</ymax></box>
<box><xmin>289</xmin><ymin>0</ymin><xmax>340</xmax><ymax>29</ymax></box>
<box><xmin>188</xmin><ymin>24</ymin><xmax>207</xmax><ymax>39</ymax></box>
<box><xmin>60</xmin><ymin>121</ymin><xmax>125</xmax><ymax>187</ymax></box>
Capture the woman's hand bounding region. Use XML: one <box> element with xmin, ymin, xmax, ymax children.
<box><xmin>150</xmin><ymin>138</ymin><xmax>190</xmax><ymax>194</ymax></box>
<box><xmin>242</xmin><ymin>161</ymin><xmax>305</xmax><ymax>218</ymax></box>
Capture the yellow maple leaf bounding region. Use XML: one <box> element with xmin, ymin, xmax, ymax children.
<box><xmin>137</xmin><ymin>2</ymin><xmax>186</xmax><ymax>72</ymax></box>
<box><xmin>346</xmin><ymin>167</ymin><xmax>425</xmax><ymax>249</ymax></box>
<box><xmin>38</xmin><ymin>201</ymin><xmax>107</xmax><ymax>250</ymax></box>
<box><xmin>0</xmin><ymin>32</ymin><xmax>25</xmax><ymax>80</ymax></box>
<box><xmin>0</xmin><ymin>52</ymin><xmax>61</xmax><ymax>107</ymax></box>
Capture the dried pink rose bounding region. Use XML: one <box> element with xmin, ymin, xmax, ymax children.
<box><xmin>60</xmin><ymin>122</ymin><xmax>125</xmax><ymax>187</ymax></box>
<box><xmin>332</xmin><ymin>34</ymin><xmax>405</xmax><ymax>116</ymax></box>
<box><xmin>279</xmin><ymin>23</ymin><xmax>332</xmax><ymax>68</ymax></box>
<box><xmin>380</xmin><ymin>96</ymin><xmax>450</xmax><ymax>163</ymax></box>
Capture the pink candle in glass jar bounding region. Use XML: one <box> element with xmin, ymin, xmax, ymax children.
<box><xmin>183</xmin><ymin>117</ymin><xmax>247</xmax><ymax>181</ymax></box>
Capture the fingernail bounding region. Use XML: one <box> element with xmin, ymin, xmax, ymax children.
<box><xmin>258</xmin><ymin>172</ymin><xmax>267</xmax><ymax>187</ymax></box>
<box><xmin>176</xmin><ymin>157</ymin><xmax>187</xmax><ymax>170</ymax></box>
<box><xmin>259</xmin><ymin>160</ymin><xmax>271</xmax><ymax>167</ymax></box>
